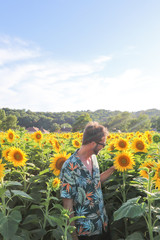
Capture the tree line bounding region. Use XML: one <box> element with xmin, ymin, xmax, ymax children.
<box><xmin>0</xmin><ymin>108</ymin><xmax>160</xmax><ymax>132</ymax></box>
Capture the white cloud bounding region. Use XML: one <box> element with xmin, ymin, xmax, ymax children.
<box><xmin>0</xmin><ymin>35</ymin><xmax>159</xmax><ymax>113</ymax></box>
<box><xmin>85</xmin><ymin>69</ymin><xmax>160</xmax><ymax>112</ymax></box>
<box><xmin>94</xmin><ymin>55</ymin><xmax>112</xmax><ymax>63</ymax></box>
<box><xmin>0</xmin><ymin>36</ymin><xmax>110</xmax><ymax>111</ymax></box>
<box><xmin>0</xmin><ymin>36</ymin><xmax>40</xmax><ymax>66</ymax></box>
<box><xmin>0</xmin><ymin>48</ymin><xmax>39</xmax><ymax>66</ymax></box>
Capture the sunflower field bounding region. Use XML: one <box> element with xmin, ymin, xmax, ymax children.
<box><xmin>0</xmin><ymin>129</ymin><xmax>160</xmax><ymax>240</ymax></box>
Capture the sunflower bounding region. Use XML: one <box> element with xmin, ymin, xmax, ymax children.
<box><xmin>114</xmin><ymin>151</ymin><xmax>135</xmax><ymax>172</ymax></box>
<box><xmin>129</xmin><ymin>133</ymin><xmax>134</xmax><ymax>137</ymax></box>
<box><xmin>2</xmin><ymin>148</ymin><xmax>12</xmax><ymax>161</ymax></box>
<box><xmin>108</xmin><ymin>141</ymin><xmax>115</xmax><ymax>151</ymax></box>
<box><xmin>136</xmin><ymin>133</ymin><xmax>143</xmax><ymax>138</ymax></box>
<box><xmin>115</xmin><ymin>138</ymin><xmax>129</xmax><ymax>151</ymax></box>
<box><xmin>1</xmin><ymin>135</ymin><xmax>7</xmax><ymax>145</ymax></box>
<box><xmin>32</xmin><ymin>131</ymin><xmax>43</xmax><ymax>143</ymax></box>
<box><xmin>63</xmin><ymin>133</ymin><xmax>71</xmax><ymax>139</ymax></box>
<box><xmin>115</xmin><ymin>135</ymin><xmax>120</xmax><ymax>139</ymax></box>
<box><xmin>131</xmin><ymin>138</ymin><xmax>148</xmax><ymax>153</ymax></box>
<box><xmin>153</xmin><ymin>161</ymin><xmax>160</xmax><ymax>190</ymax></box>
<box><xmin>107</xmin><ymin>135</ymin><xmax>111</xmax><ymax>140</ymax></box>
<box><xmin>155</xmin><ymin>180</ymin><xmax>160</xmax><ymax>190</ymax></box>
<box><xmin>73</xmin><ymin>133</ymin><xmax>79</xmax><ymax>139</ymax></box>
<box><xmin>52</xmin><ymin>177</ymin><xmax>61</xmax><ymax>190</ymax></box>
<box><xmin>80</xmin><ymin>133</ymin><xmax>83</xmax><ymax>138</ymax></box>
<box><xmin>139</xmin><ymin>160</ymin><xmax>156</xmax><ymax>179</ymax></box>
<box><xmin>72</xmin><ymin>139</ymin><xmax>81</xmax><ymax>148</ymax></box>
<box><xmin>48</xmin><ymin>139</ymin><xmax>54</xmax><ymax>146</ymax></box>
<box><xmin>53</xmin><ymin>140</ymin><xmax>61</xmax><ymax>153</ymax></box>
<box><xmin>8</xmin><ymin>147</ymin><xmax>28</xmax><ymax>167</ymax></box>
<box><xmin>50</xmin><ymin>152</ymin><xmax>71</xmax><ymax>176</ymax></box>
<box><xmin>0</xmin><ymin>160</ymin><xmax>6</xmax><ymax>180</ymax></box>
<box><xmin>152</xmin><ymin>134</ymin><xmax>160</xmax><ymax>143</ymax></box>
<box><xmin>136</xmin><ymin>131</ymin><xmax>141</xmax><ymax>136</ymax></box>
<box><xmin>7</xmin><ymin>129</ymin><xmax>15</xmax><ymax>143</ymax></box>
<box><xmin>144</xmin><ymin>131</ymin><xmax>152</xmax><ymax>144</ymax></box>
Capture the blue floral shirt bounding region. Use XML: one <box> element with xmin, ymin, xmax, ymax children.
<box><xmin>60</xmin><ymin>150</ymin><xmax>108</xmax><ymax>236</ymax></box>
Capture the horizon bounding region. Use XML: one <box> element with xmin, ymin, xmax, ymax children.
<box><xmin>1</xmin><ymin>107</ymin><xmax>160</xmax><ymax>114</ymax></box>
<box><xmin>0</xmin><ymin>1</ymin><xmax>160</xmax><ymax>112</ymax></box>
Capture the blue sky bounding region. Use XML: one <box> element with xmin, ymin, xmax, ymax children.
<box><xmin>0</xmin><ymin>0</ymin><xmax>160</xmax><ymax>112</ymax></box>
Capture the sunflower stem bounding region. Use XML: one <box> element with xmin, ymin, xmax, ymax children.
<box><xmin>22</xmin><ymin>166</ymin><xmax>27</xmax><ymax>193</ymax></box>
<box><xmin>41</xmin><ymin>183</ymin><xmax>51</xmax><ymax>240</ymax></box>
<box><xmin>146</xmin><ymin>173</ymin><xmax>154</xmax><ymax>240</ymax></box>
<box><xmin>63</xmin><ymin>219</ymin><xmax>68</xmax><ymax>240</ymax></box>
<box><xmin>122</xmin><ymin>171</ymin><xmax>128</xmax><ymax>238</ymax></box>
<box><xmin>1</xmin><ymin>179</ymin><xmax>7</xmax><ymax>216</ymax></box>
<box><xmin>122</xmin><ymin>171</ymin><xmax>126</xmax><ymax>202</ymax></box>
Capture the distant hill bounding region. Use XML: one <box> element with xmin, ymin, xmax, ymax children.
<box><xmin>133</xmin><ymin>109</ymin><xmax>160</xmax><ymax>118</ymax></box>
<box><xmin>1</xmin><ymin>107</ymin><xmax>160</xmax><ymax>132</ymax></box>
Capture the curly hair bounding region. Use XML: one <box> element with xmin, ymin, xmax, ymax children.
<box><xmin>82</xmin><ymin>122</ymin><xmax>109</xmax><ymax>145</ymax></box>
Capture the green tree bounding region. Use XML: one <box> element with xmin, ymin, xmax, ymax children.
<box><xmin>18</xmin><ymin>115</ymin><xmax>39</xmax><ymax>128</ymax></box>
<box><xmin>50</xmin><ymin>123</ymin><xmax>61</xmax><ymax>132</ymax></box>
<box><xmin>107</xmin><ymin>112</ymin><xmax>132</xmax><ymax>132</ymax></box>
<box><xmin>150</xmin><ymin>116</ymin><xmax>158</xmax><ymax>129</ymax></box>
<box><xmin>0</xmin><ymin>109</ymin><xmax>6</xmax><ymax>120</ymax></box>
<box><xmin>61</xmin><ymin>123</ymin><xmax>72</xmax><ymax>131</ymax></box>
<box><xmin>0</xmin><ymin>109</ymin><xmax>6</xmax><ymax>130</ymax></box>
<box><xmin>156</xmin><ymin>117</ymin><xmax>160</xmax><ymax>131</ymax></box>
<box><xmin>128</xmin><ymin>114</ymin><xmax>151</xmax><ymax>132</ymax></box>
<box><xmin>3</xmin><ymin>114</ymin><xmax>18</xmax><ymax>131</ymax></box>
<box><xmin>37</xmin><ymin>116</ymin><xmax>54</xmax><ymax>131</ymax></box>
<box><xmin>72</xmin><ymin>113</ymin><xmax>92</xmax><ymax>132</ymax></box>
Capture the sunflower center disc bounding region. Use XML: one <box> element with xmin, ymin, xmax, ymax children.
<box><xmin>119</xmin><ymin>141</ymin><xmax>126</xmax><ymax>148</ymax></box>
<box><xmin>119</xmin><ymin>156</ymin><xmax>129</xmax><ymax>167</ymax></box>
<box><xmin>36</xmin><ymin>134</ymin><xmax>41</xmax><ymax>139</ymax></box>
<box><xmin>56</xmin><ymin>158</ymin><xmax>65</xmax><ymax>170</ymax></box>
<box><xmin>14</xmin><ymin>153</ymin><xmax>23</xmax><ymax>161</ymax></box>
<box><xmin>137</xmin><ymin>142</ymin><xmax>144</xmax><ymax>150</ymax></box>
<box><xmin>9</xmin><ymin>134</ymin><xmax>13</xmax><ymax>139</ymax></box>
<box><xmin>154</xmin><ymin>136</ymin><xmax>160</xmax><ymax>142</ymax></box>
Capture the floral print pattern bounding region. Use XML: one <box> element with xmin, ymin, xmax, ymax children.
<box><xmin>60</xmin><ymin>150</ymin><xmax>108</xmax><ymax>236</ymax></box>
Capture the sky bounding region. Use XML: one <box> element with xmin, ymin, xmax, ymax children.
<box><xmin>0</xmin><ymin>0</ymin><xmax>160</xmax><ymax>113</ymax></box>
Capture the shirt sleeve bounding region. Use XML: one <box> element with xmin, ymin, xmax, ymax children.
<box><xmin>60</xmin><ymin>161</ymin><xmax>76</xmax><ymax>199</ymax></box>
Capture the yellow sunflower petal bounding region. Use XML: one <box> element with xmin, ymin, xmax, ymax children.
<box><xmin>2</xmin><ymin>148</ymin><xmax>12</xmax><ymax>161</ymax></box>
<box><xmin>8</xmin><ymin>147</ymin><xmax>28</xmax><ymax>167</ymax></box>
<box><xmin>72</xmin><ymin>139</ymin><xmax>81</xmax><ymax>148</ymax></box>
<box><xmin>139</xmin><ymin>160</ymin><xmax>156</xmax><ymax>179</ymax></box>
<box><xmin>7</xmin><ymin>129</ymin><xmax>15</xmax><ymax>143</ymax></box>
<box><xmin>0</xmin><ymin>159</ymin><xmax>6</xmax><ymax>180</ymax></box>
<box><xmin>50</xmin><ymin>152</ymin><xmax>71</xmax><ymax>176</ymax></box>
<box><xmin>153</xmin><ymin>161</ymin><xmax>160</xmax><ymax>190</ymax></box>
<box><xmin>131</xmin><ymin>138</ymin><xmax>148</xmax><ymax>153</ymax></box>
<box><xmin>32</xmin><ymin>131</ymin><xmax>43</xmax><ymax>142</ymax></box>
<box><xmin>52</xmin><ymin>177</ymin><xmax>61</xmax><ymax>190</ymax></box>
<box><xmin>115</xmin><ymin>138</ymin><xmax>129</xmax><ymax>151</ymax></box>
<box><xmin>114</xmin><ymin>151</ymin><xmax>135</xmax><ymax>172</ymax></box>
<box><xmin>53</xmin><ymin>140</ymin><xmax>61</xmax><ymax>153</ymax></box>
